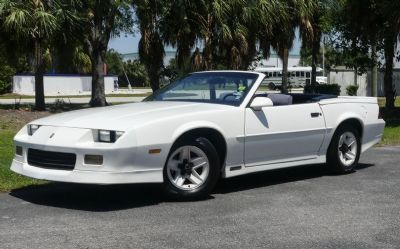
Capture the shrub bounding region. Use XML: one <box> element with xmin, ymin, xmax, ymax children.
<box><xmin>0</xmin><ymin>65</ymin><xmax>16</xmax><ymax>94</ymax></box>
<box><xmin>346</xmin><ymin>85</ymin><xmax>359</xmax><ymax>96</ymax></box>
<box><xmin>304</xmin><ymin>83</ymin><xmax>341</xmax><ymax>95</ymax></box>
<box><xmin>49</xmin><ymin>99</ymin><xmax>70</xmax><ymax>113</ymax></box>
<box><xmin>119</xmin><ymin>60</ymin><xmax>150</xmax><ymax>87</ymax></box>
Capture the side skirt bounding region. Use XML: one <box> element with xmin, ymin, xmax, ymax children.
<box><xmin>223</xmin><ymin>155</ymin><xmax>326</xmax><ymax>178</ymax></box>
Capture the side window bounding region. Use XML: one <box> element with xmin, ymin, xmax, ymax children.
<box><xmin>296</xmin><ymin>71</ymin><xmax>300</xmax><ymax>77</ymax></box>
<box><xmin>300</xmin><ymin>71</ymin><xmax>305</xmax><ymax>77</ymax></box>
<box><xmin>273</xmin><ymin>72</ymin><xmax>277</xmax><ymax>77</ymax></box>
<box><xmin>306</xmin><ymin>72</ymin><xmax>311</xmax><ymax>78</ymax></box>
<box><xmin>215</xmin><ymin>79</ymin><xmax>247</xmax><ymax>101</ymax></box>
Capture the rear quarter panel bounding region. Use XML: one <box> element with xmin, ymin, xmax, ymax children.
<box><xmin>319</xmin><ymin>97</ymin><xmax>384</xmax><ymax>154</ymax></box>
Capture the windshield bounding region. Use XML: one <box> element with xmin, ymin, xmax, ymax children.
<box><xmin>144</xmin><ymin>72</ymin><xmax>259</xmax><ymax>106</ymax></box>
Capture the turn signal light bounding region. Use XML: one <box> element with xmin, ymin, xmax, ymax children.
<box><xmin>15</xmin><ymin>146</ymin><xmax>23</xmax><ymax>156</ymax></box>
<box><xmin>84</xmin><ymin>155</ymin><xmax>103</xmax><ymax>165</ymax></box>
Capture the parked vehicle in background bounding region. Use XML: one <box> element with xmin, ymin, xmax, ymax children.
<box><xmin>11</xmin><ymin>71</ymin><xmax>385</xmax><ymax>200</ymax></box>
<box><xmin>255</xmin><ymin>66</ymin><xmax>327</xmax><ymax>89</ymax></box>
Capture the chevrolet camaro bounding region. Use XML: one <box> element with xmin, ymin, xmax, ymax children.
<box><xmin>11</xmin><ymin>71</ymin><xmax>385</xmax><ymax>199</ymax></box>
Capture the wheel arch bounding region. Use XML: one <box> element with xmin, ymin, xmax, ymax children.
<box><xmin>334</xmin><ymin>117</ymin><xmax>364</xmax><ymax>138</ymax></box>
<box><xmin>328</xmin><ymin>117</ymin><xmax>364</xmax><ymax>151</ymax></box>
<box><xmin>171</xmin><ymin>124</ymin><xmax>227</xmax><ymax>169</ymax></box>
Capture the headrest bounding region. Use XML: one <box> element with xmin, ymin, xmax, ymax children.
<box><xmin>267</xmin><ymin>93</ymin><xmax>293</xmax><ymax>106</ymax></box>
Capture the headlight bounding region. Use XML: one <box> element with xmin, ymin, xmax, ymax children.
<box><xmin>98</xmin><ymin>130</ymin><xmax>124</xmax><ymax>143</ymax></box>
<box><xmin>27</xmin><ymin>124</ymin><xmax>40</xmax><ymax>136</ymax></box>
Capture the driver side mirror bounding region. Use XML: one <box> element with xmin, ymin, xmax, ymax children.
<box><xmin>250</xmin><ymin>97</ymin><xmax>273</xmax><ymax>111</ymax></box>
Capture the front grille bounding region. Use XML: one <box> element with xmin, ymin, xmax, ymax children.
<box><xmin>28</xmin><ymin>149</ymin><xmax>76</xmax><ymax>170</ymax></box>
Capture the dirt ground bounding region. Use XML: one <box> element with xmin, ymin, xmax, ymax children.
<box><xmin>0</xmin><ymin>109</ymin><xmax>51</xmax><ymax>131</ymax></box>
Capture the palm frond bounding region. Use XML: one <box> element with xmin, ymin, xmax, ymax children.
<box><xmin>33</xmin><ymin>10</ymin><xmax>59</xmax><ymax>38</ymax></box>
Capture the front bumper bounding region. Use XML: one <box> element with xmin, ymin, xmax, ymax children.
<box><xmin>11</xmin><ymin>159</ymin><xmax>162</xmax><ymax>184</ymax></box>
<box><xmin>10</xmin><ymin>125</ymin><xmax>166</xmax><ymax>184</ymax></box>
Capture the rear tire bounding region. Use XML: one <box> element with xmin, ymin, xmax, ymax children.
<box><xmin>326</xmin><ymin>124</ymin><xmax>361</xmax><ymax>174</ymax></box>
<box><xmin>162</xmin><ymin>137</ymin><xmax>220</xmax><ymax>200</ymax></box>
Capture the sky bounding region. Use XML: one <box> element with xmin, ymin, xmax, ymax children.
<box><xmin>109</xmin><ymin>32</ymin><xmax>302</xmax><ymax>55</ymax></box>
<box><xmin>108</xmin><ymin>34</ymin><xmax>140</xmax><ymax>54</ymax></box>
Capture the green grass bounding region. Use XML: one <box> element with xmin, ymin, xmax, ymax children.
<box><xmin>380</xmin><ymin>120</ymin><xmax>400</xmax><ymax>146</ymax></box>
<box><xmin>0</xmin><ymin>128</ymin><xmax>46</xmax><ymax>192</ymax></box>
<box><xmin>378</xmin><ymin>97</ymin><xmax>400</xmax><ymax>146</ymax></box>
<box><xmin>378</xmin><ymin>97</ymin><xmax>400</xmax><ymax>107</ymax></box>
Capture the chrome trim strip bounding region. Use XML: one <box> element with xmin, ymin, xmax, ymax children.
<box><xmin>237</xmin><ymin>127</ymin><xmax>327</xmax><ymax>140</ymax></box>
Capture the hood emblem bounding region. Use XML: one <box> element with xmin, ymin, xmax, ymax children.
<box><xmin>49</xmin><ymin>133</ymin><xmax>55</xmax><ymax>138</ymax></box>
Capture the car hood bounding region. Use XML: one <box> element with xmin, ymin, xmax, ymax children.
<box><xmin>32</xmin><ymin>101</ymin><xmax>233</xmax><ymax>131</ymax></box>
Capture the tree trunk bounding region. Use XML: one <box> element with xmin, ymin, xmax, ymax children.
<box><xmin>310</xmin><ymin>34</ymin><xmax>320</xmax><ymax>86</ymax></box>
<box><xmin>371</xmin><ymin>44</ymin><xmax>378</xmax><ymax>97</ymax></box>
<box><xmin>354</xmin><ymin>68</ymin><xmax>358</xmax><ymax>86</ymax></box>
<box><xmin>203</xmin><ymin>34</ymin><xmax>212</xmax><ymax>70</ymax></box>
<box><xmin>148</xmin><ymin>67</ymin><xmax>160</xmax><ymax>92</ymax></box>
<box><xmin>281</xmin><ymin>47</ymin><xmax>289</xmax><ymax>94</ymax></box>
<box><xmin>203</xmin><ymin>15</ymin><xmax>213</xmax><ymax>70</ymax></box>
<box><xmin>90</xmin><ymin>49</ymin><xmax>107</xmax><ymax>107</ymax></box>
<box><xmin>242</xmin><ymin>34</ymin><xmax>257</xmax><ymax>70</ymax></box>
<box><xmin>383</xmin><ymin>34</ymin><xmax>396</xmax><ymax>110</ymax></box>
<box><xmin>34</xmin><ymin>40</ymin><xmax>46</xmax><ymax>111</ymax></box>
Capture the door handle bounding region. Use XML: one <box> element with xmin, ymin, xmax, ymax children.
<box><xmin>311</xmin><ymin>112</ymin><xmax>322</xmax><ymax>118</ymax></box>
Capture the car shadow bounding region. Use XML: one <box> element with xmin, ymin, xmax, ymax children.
<box><xmin>214</xmin><ymin>163</ymin><xmax>374</xmax><ymax>194</ymax></box>
<box><xmin>9</xmin><ymin>163</ymin><xmax>374</xmax><ymax>211</ymax></box>
<box><xmin>10</xmin><ymin>183</ymin><xmax>166</xmax><ymax>211</ymax></box>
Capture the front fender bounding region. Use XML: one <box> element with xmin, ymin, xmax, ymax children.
<box><xmin>172</xmin><ymin>121</ymin><xmax>226</xmax><ymax>143</ymax></box>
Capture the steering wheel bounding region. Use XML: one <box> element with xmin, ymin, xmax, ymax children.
<box><xmin>222</xmin><ymin>93</ymin><xmax>237</xmax><ymax>100</ymax></box>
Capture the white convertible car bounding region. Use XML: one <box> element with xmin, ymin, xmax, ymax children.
<box><xmin>11</xmin><ymin>71</ymin><xmax>385</xmax><ymax>199</ymax></box>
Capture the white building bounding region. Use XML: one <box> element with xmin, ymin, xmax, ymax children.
<box><xmin>12</xmin><ymin>75</ymin><xmax>118</xmax><ymax>96</ymax></box>
<box><xmin>329</xmin><ymin>67</ymin><xmax>400</xmax><ymax>97</ymax></box>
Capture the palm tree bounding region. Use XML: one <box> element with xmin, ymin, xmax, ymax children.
<box><xmin>242</xmin><ymin>0</ymin><xmax>288</xmax><ymax>69</ymax></box>
<box><xmin>271</xmin><ymin>0</ymin><xmax>315</xmax><ymax>94</ymax></box>
<box><xmin>0</xmin><ymin>0</ymin><xmax>60</xmax><ymax>110</ymax></box>
<box><xmin>158</xmin><ymin>0</ymin><xmax>227</xmax><ymax>71</ymax></box>
<box><xmin>134</xmin><ymin>0</ymin><xmax>165</xmax><ymax>92</ymax></box>
<box><xmin>216</xmin><ymin>0</ymin><xmax>248</xmax><ymax>70</ymax></box>
<box><xmin>160</xmin><ymin>0</ymin><xmax>198</xmax><ymax>71</ymax></box>
<box><xmin>191</xmin><ymin>0</ymin><xmax>230</xmax><ymax>70</ymax></box>
<box><xmin>80</xmin><ymin>0</ymin><xmax>133</xmax><ymax>106</ymax></box>
<box><xmin>299</xmin><ymin>0</ymin><xmax>332</xmax><ymax>87</ymax></box>
<box><xmin>52</xmin><ymin>0</ymin><xmax>84</xmax><ymax>74</ymax></box>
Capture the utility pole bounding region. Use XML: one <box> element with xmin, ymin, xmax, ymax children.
<box><xmin>371</xmin><ymin>45</ymin><xmax>378</xmax><ymax>97</ymax></box>
<box><xmin>322</xmin><ymin>35</ymin><xmax>325</xmax><ymax>77</ymax></box>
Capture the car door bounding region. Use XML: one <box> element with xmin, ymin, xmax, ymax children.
<box><xmin>244</xmin><ymin>103</ymin><xmax>326</xmax><ymax>167</ymax></box>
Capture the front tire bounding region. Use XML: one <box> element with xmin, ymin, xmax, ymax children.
<box><xmin>163</xmin><ymin>137</ymin><xmax>220</xmax><ymax>200</ymax></box>
<box><xmin>326</xmin><ymin>124</ymin><xmax>361</xmax><ymax>174</ymax></box>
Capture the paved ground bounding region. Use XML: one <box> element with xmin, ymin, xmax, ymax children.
<box><xmin>1</xmin><ymin>147</ymin><xmax>399</xmax><ymax>249</ymax></box>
